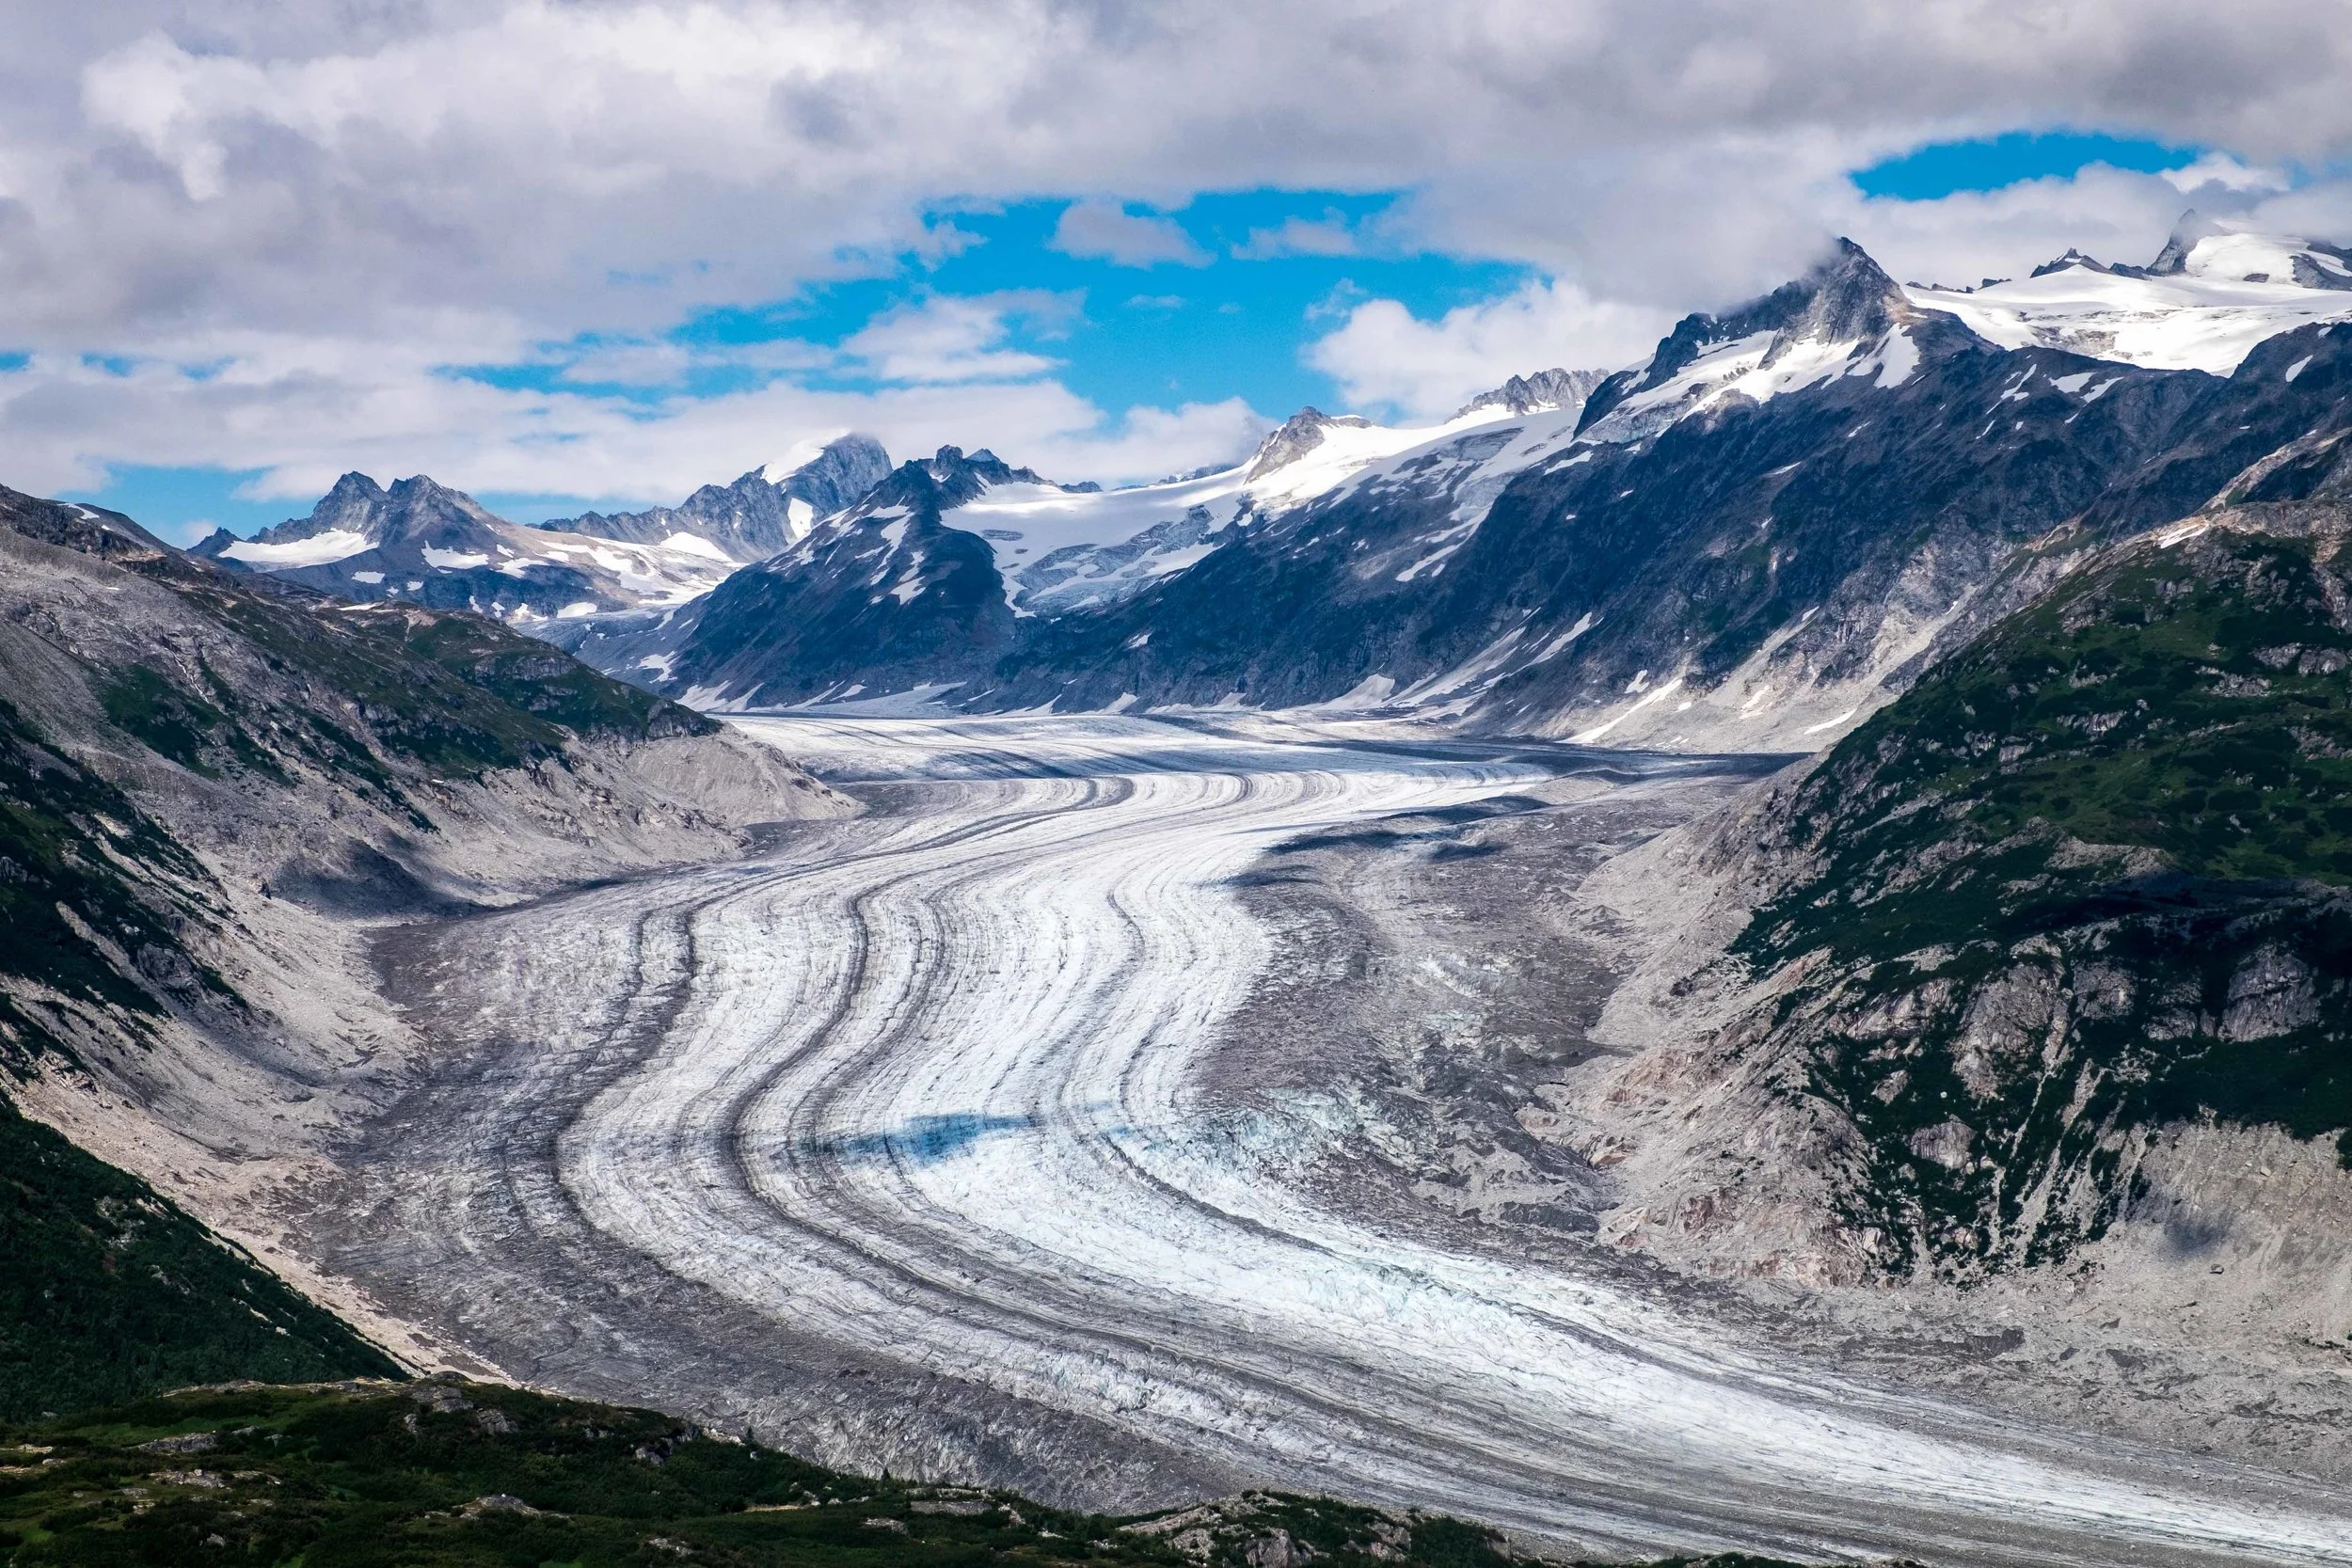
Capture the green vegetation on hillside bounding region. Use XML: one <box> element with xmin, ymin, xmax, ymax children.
<box><xmin>0</xmin><ymin>1380</ymin><xmax>1796</xmax><ymax>1568</ymax></box>
<box><xmin>0</xmin><ymin>697</ymin><xmax>231</xmax><ymax>1069</ymax></box>
<box><xmin>1736</xmin><ymin>522</ymin><xmax>2352</xmax><ymax>1273</ymax></box>
<box><xmin>0</xmin><ymin>1101</ymin><xmax>401</xmax><ymax>1424</ymax></box>
<box><xmin>139</xmin><ymin>562</ymin><xmax>714</xmax><ymax>785</ymax></box>
<box><xmin>0</xmin><ymin>484</ymin><xmax>728</xmax><ymax>1072</ymax></box>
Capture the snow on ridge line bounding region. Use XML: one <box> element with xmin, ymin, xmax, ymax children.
<box><xmin>218</xmin><ymin>528</ymin><xmax>373</xmax><ymax>567</ymax></box>
<box><xmin>1910</xmin><ymin>266</ymin><xmax>2352</xmax><ymax>374</ymax></box>
<box><xmin>936</xmin><ymin>402</ymin><xmax>1550</xmax><ymax>614</ymax></box>
<box><xmin>1581</xmin><ymin>325</ymin><xmax>1926</xmax><ymax>447</ymax></box>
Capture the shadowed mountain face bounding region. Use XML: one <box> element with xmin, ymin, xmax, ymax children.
<box><xmin>974</xmin><ymin>256</ymin><xmax>2344</xmax><ymax>741</ymax></box>
<box><xmin>643</xmin><ymin>447</ymin><xmax>1038</xmax><ymax>705</ymax></box>
<box><xmin>0</xmin><ymin>483</ymin><xmax>732</xmax><ymax>1063</ymax></box>
<box><xmin>0</xmin><ymin>478</ymin><xmax>841</xmax><ymax>1143</ymax></box>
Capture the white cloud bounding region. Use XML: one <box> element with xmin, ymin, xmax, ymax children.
<box><xmin>13</xmin><ymin>0</ymin><xmax>2352</xmax><ymax>354</ymax></box>
<box><xmin>557</xmin><ymin>341</ymin><xmax>696</xmax><ymax>387</ymax></box>
<box><xmin>0</xmin><ymin>327</ymin><xmax>1263</xmax><ymax>509</ymax></box>
<box><xmin>840</xmin><ymin>293</ymin><xmax>1073</xmax><ymax>384</ymax></box>
<box><xmin>1049</xmin><ymin>201</ymin><xmax>1209</xmax><ymax>267</ymax></box>
<box><xmin>2164</xmin><ymin>150</ymin><xmax>2292</xmax><ymax>196</ymax></box>
<box><xmin>1308</xmin><ymin>282</ymin><xmax>1672</xmax><ymax>421</ymax></box>
<box><xmin>1838</xmin><ymin>164</ymin><xmax>2203</xmax><ymax>288</ymax></box>
<box><xmin>1233</xmin><ymin>213</ymin><xmax>1358</xmax><ymax>260</ymax></box>
<box><xmin>6</xmin><ymin>0</ymin><xmax>2352</xmax><ymax>514</ymax></box>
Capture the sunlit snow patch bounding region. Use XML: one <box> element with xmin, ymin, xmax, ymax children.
<box><xmin>1912</xmin><ymin>235</ymin><xmax>2352</xmax><ymax>374</ymax></box>
<box><xmin>219</xmin><ymin>529</ymin><xmax>372</xmax><ymax>567</ymax></box>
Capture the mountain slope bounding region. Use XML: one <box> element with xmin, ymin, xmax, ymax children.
<box><xmin>570</xmin><ymin>389</ymin><xmax>1608</xmax><ymax>710</ymax></box>
<box><xmin>0</xmin><ymin>481</ymin><xmax>848</xmax><ymax>1350</ymax></box>
<box><xmin>1569</xmin><ymin>483</ymin><xmax>2352</xmax><ymax>1292</ymax></box>
<box><xmin>569</xmin><ymin>238</ymin><xmax>2352</xmax><ymax>748</ymax></box>
<box><xmin>983</xmin><ymin>243</ymin><xmax>2225</xmax><ymax>742</ymax></box>
<box><xmin>540</xmin><ymin>433</ymin><xmax>892</xmax><ymax>557</ymax></box>
<box><xmin>642</xmin><ymin>448</ymin><xmax>1032</xmax><ymax>705</ymax></box>
<box><xmin>1</xmin><ymin>1098</ymin><xmax>401</xmax><ymax>1422</ymax></box>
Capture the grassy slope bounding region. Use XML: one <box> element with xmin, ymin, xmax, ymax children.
<box><xmin>1735</xmin><ymin>521</ymin><xmax>2352</xmax><ymax>1273</ymax></box>
<box><xmin>126</xmin><ymin>559</ymin><xmax>713</xmax><ymax>792</ymax></box>
<box><xmin>0</xmin><ymin>1100</ymin><xmax>401</xmax><ymax>1424</ymax></box>
<box><xmin>0</xmin><ymin>1381</ymin><xmax>1799</xmax><ymax>1568</ymax></box>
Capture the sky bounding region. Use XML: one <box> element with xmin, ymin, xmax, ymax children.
<box><xmin>2</xmin><ymin>3</ymin><xmax>2350</xmax><ymax>543</ymax></box>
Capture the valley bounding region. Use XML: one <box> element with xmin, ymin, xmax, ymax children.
<box><xmin>14</xmin><ymin>216</ymin><xmax>2352</xmax><ymax>1567</ymax></box>
<box><xmin>271</xmin><ymin>712</ymin><xmax>2352</xmax><ymax>1566</ymax></box>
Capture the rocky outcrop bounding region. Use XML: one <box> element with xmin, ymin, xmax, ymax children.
<box><xmin>1452</xmin><ymin>367</ymin><xmax>1602</xmax><ymax>419</ymax></box>
<box><xmin>538</xmin><ymin>434</ymin><xmax>893</xmax><ymax>557</ymax></box>
<box><xmin>1571</xmin><ymin>490</ymin><xmax>2352</xmax><ymax>1283</ymax></box>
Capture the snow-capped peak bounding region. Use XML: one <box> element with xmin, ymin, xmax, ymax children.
<box><xmin>1453</xmin><ymin>368</ymin><xmax>1603</xmax><ymax>420</ymax></box>
<box><xmin>1243</xmin><ymin>407</ymin><xmax>1375</xmax><ymax>482</ymax></box>
<box><xmin>1577</xmin><ymin>239</ymin><xmax>1926</xmax><ymax>444</ymax></box>
<box><xmin>1911</xmin><ymin>212</ymin><xmax>2352</xmax><ymax>373</ymax></box>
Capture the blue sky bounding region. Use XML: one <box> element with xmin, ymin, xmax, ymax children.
<box><xmin>51</xmin><ymin>133</ymin><xmax>2229</xmax><ymax>541</ymax></box>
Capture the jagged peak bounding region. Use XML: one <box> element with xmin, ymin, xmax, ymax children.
<box><xmin>1245</xmin><ymin>407</ymin><xmax>1373</xmax><ymax>481</ymax></box>
<box><xmin>838</xmin><ymin>445</ymin><xmax>1051</xmax><ymax>519</ymax></box>
<box><xmin>2148</xmin><ymin>210</ymin><xmax>2225</xmax><ymax>276</ymax></box>
<box><xmin>1454</xmin><ymin>368</ymin><xmax>1604</xmax><ymax>420</ymax></box>
<box><xmin>319</xmin><ymin>470</ymin><xmax>388</xmax><ymax>504</ymax></box>
<box><xmin>765</xmin><ymin>433</ymin><xmax>894</xmax><ymax>514</ymax></box>
<box><xmin>1579</xmin><ymin>238</ymin><xmax>1915</xmax><ymax>434</ymax></box>
<box><xmin>2029</xmin><ymin>247</ymin><xmax>2148</xmax><ymax>280</ymax></box>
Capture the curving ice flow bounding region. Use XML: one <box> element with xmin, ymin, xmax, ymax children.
<box><xmin>360</xmin><ymin>715</ymin><xmax>2352</xmax><ymax>1566</ymax></box>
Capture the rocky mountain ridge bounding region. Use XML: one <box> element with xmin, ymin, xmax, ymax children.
<box><xmin>537</xmin><ymin>432</ymin><xmax>892</xmax><ymax>557</ymax></box>
<box><xmin>191</xmin><ymin>470</ymin><xmax>737</xmax><ymax>623</ymax></box>
<box><xmin>539</xmin><ymin>230</ymin><xmax>2352</xmax><ymax>752</ymax></box>
<box><xmin>189</xmin><ymin>438</ymin><xmax>894</xmax><ymax>626</ymax></box>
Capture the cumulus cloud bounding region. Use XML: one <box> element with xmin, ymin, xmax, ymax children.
<box><xmin>8</xmin><ymin>0</ymin><xmax>2352</xmax><ymax>509</ymax></box>
<box><xmin>1837</xmin><ymin>164</ymin><xmax>2208</xmax><ymax>288</ymax></box>
<box><xmin>1050</xmin><ymin>201</ymin><xmax>1210</xmax><ymax>267</ymax></box>
<box><xmin>0</xmin><ymin>338</ymin><xmax>1265</xmax><ymax>508</ymax></box>
<box><xmin>19</xmin><ymin>0</ymin><xmax>2352</xmax><ymax>346</ymax></box>
<box><xmin>840</xmin><ymin>292</ymin><xmax>1074</xmax><ymax>384</ymax></box>
<box><xmin>1308</xmin><ymin>283</ymin><xmax>1673</xmax><ymax>421</ymax></box>
<box><xmin>2163</xmin><ymin>151</ymin><xmax>2293</xmax><ymax>196</ymax></box>
<box><xmin>1232</xmin><ymin>213</ymin><xmax>1359</xmax><ymax>260</ymax></box>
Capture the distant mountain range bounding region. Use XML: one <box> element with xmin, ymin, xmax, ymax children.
<box><xmin>527</xmin><ymin>218</ymin><xmax>2351</xmax><ymax>751</ymax></box>
<box><xmin>206</xmin><ymin>213</ymin><xmax>2352</xmax><ymax>752</ymax></box>
<box><xmin>190</xmin><ymin>436</ymin><xmax>891</xmax><ymax>624</ymax></box>
<box><xmin>535</xmin><ymin>433</ymin><xmax>891</xmax><ymax>558</ymax></box>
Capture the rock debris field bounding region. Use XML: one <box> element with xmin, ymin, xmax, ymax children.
<box><xmin>302</xmin><ymin>715</ymin><xmax>2352</xmax><ymax>1567</ymax></box>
